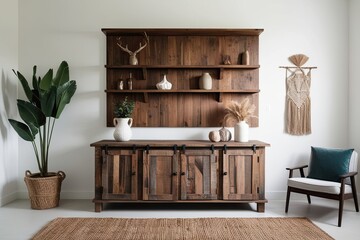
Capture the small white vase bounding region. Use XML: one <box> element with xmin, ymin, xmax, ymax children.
<box><xmin>113</xmin><ymin>118</ymin><xmax>133</xmax><ymax>141</ymax></box>
<box><xmin>199</xmin><ymin>72</ymin><xmax>212</xmax><ymax>90</ymax></box>
<box><xmin>156</xmin><ymin>75</ymin><xmax>172</xmax><ymax>90</ymax></box>
<box><xmin>234</xmin><ymin>121</ymin><xmax>249</xmax><ymax>142</ymax></box>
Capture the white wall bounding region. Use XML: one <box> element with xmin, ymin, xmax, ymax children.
<box><xmin>0</xmin><ymin>0</ymin><xmax>18</xmax><ymax>205</ymax></box>
<box><xmin>349</xmin><ymin>2</ymin><xmax>360</xmax><ymax>168</ymax></box>
<box><xmin>14</xmin><ymin>0</ymin><xmax>351</xmax><ymax>200</ymax></box>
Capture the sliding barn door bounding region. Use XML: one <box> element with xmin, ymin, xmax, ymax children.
<box><xmin>222</xmin><ymin>149</ymin><xmax>260</xmax><ymax>200</ymax></box>
<box><xmin>143</xmin><ymin>150</ymin><xmax>178</xmax><ymax>200</ymax></box>
<box><xmin>180</xmin><ymin>149</ymin><xmax>218</xmax><ymax>200</ymax></box>
<box><xmin>102</xmin><ymin>149</ymin><xmax>137</xmax><ymax>200</ymax></box>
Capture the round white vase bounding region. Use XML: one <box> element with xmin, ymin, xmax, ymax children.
<box><xmin>199</xmin><ymin>72</ymin><xmax>212</xmax><ymax>90</ymax></box>
<box><xmin>113</xmin><ymin>117</ymin><xmax>133</xmax><ymax>141</ymax></box>
<box><xmin>234</xmin><ymin>121</ymin><xmax>249</xmax><ymax>142</ymax></box>
<box><xmin>156</xmin><ymin>74</ymin><xmax>172</xmax><ymax>90</ymax></box>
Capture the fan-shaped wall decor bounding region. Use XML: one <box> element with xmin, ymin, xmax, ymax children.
<box><xmin>288</xmin><ymin>54</ymin><xmax>309</xmax><ymax>67</ymax></box>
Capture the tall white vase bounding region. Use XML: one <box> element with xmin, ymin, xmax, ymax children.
<box><xmin>234</xmin><ymin>121</ymin><xmax>249</xmax><ymax>142</ymax></box>
<box><xmin>113</xmin><ymin>117</ymin><xmax>133</xmax><ymax>141</ymax></box>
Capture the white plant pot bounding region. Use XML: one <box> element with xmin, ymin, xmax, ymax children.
<box><xmin>234</xmin><ymin>121</ymin><xmax>249</xmax><ymax>142</ymax></box>
<box><xmin>113</xmin><ymin>117</ymin><xmax>133</xmax><ymax>141</ymax></box>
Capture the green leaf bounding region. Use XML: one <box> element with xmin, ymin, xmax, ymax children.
<box><xmin>32</xmin><ymin>65</ymin><xmax>38</xmax><ymax>91</ymax></box>
<box><xmin>39</xmin><ymin>68</ymin><xmax>53</xmax><ymax>91</ymax></box>
<box><xmin>40</xmin><ymin>86</ymin><xmax>56</xmax><ymax>117</ymax></box>
<box><xmin>8</xmin><ymin>119</ymin><xmax>35</xmax><ymax>141</ymax></box>
<box><xmin>54</xmin><ymin>61</ymin><xmax>69</xmax><ymax>86</ymax></box>
<box><xmin>54</xmin><ymin>80</ymin><xmax>77</xmax><ymax>118</ymax></box>
<box><xmin>17</xmin><ymin>100</ymin><xmax>46</xmax><ymax>128</ymax></box>
<box><xmin>13</xmin><ymin>70</ymin><xmax>32</xmax><ymax>102</ymax></box>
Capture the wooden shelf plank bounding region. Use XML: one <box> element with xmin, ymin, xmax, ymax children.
<box><xmin>105</xmin><ymin>65</ymin><xmax>260</xmax><ymax>69</ymax></box>
<box><xmin>105</xmin><ymin>89</ymin><xmax>260</xmax><ymax>93</ymax></box>
<box><xmin>102</xmin><ymin>28</ymin><xmax>264</xmax><ymax>36</ymax></box>
<box><xmin>90</xmin><ymin>139</ymin><xmax>270</xmax><ymax>148</ymax></box>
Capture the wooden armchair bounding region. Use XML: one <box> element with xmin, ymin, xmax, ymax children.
<box><xmin>285</xmin><ymin>148</ymin><xmax>359</xmax><ymax>227</ymax></box>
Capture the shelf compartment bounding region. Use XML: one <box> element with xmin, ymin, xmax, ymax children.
<box><xmin>105</xmin><ymin>89</ymin><xmax>260</xmax><ymax>103</ymax></box>
<box><xmin>106</xmin><ymin>65</ymin><xmax>260</xmax><ymax>81</ymax></box>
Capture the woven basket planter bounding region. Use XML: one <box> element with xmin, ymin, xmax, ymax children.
<box><xmin>24</xmin><ymin>170</ymin><xmax>66</xmax><ymax>210</ymax></box>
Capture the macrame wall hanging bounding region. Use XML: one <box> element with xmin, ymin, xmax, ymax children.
<box><xmin>280</xmin><ymin>54</ymin><xmax>317</xmax><ymax>135</ymax></box>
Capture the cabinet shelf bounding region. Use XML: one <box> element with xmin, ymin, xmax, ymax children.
<box><xmin>105</xmin><ymin>64</ymin><xmax>260</xmax><ymax>69</ymax></box>
<box><xmin>106</xmin><ymin>65</ymin><xmax>260</xmax><ymax>81</ymax></box>
<box><xmin>105</xmin><ymin>89</ymin><xmax>259</xmax><ymax>93</ymax></box>
<box><xmin>105</xmin><ymin>89</ymin><xmax>260</xmax><ymax>103</ymax></box>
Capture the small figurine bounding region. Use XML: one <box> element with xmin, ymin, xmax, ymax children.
<box><xmin>223</xmin><ymin>55</ymin><xmax>231</xmax><ymax>65</ymax></box>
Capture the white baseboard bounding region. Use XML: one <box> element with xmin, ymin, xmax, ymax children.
<box><xmin>17</xmin><ymin>190</ymin><xmax>94</xmax><ymax>200</ymax></box>
<box><xmin>0</xmin><ymin>192</ymin><xmax>18</xmax><ymax>206</ymax></box>
<box><xmin>10</xmin><ymin>191</ymin><xmax>360</xmax><ymax>202</ymax></box>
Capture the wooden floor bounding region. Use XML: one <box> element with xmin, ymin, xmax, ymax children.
<box><xmin>0</xmin><ymin>198</ymin><xmax>359</xmax><ymax>239</ymax></box>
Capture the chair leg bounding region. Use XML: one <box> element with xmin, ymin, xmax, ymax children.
<box><xmin>306</xmin><ymin>194</ymin><xmax>311</xmax><ymax>204</ymax></box>
<box><xmin>338</xmin><ymin>198</ymin><xmax>344</xmax><ymax>227</ymax></box>
<box><xmin>350</xmin><ymin>176</ymin><xmax>359</xmax><ymax>212</ymax></box>
<box><xmin>354</xmin><ymin>193</ymin><xmax>359</xmax><ymax>212</ymax></box>
<box><xmin>285</xmin><ymin>187</ymin><xmax>291</xmax><ymax>213</ymax></box>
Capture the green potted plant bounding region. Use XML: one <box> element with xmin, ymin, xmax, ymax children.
<box><xmin>8</xmin><ymin>61</ymin><xmax>77</xmax><ymax>209</ymax></box>
<box><xmin>113</xmin><ymin>97</ymin><xmax>135</xmax><ymax>141</ymax></box>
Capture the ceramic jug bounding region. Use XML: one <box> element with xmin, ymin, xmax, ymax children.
<box><xmin>113</xmin><ymin>117</ymin><xmax>133</xmax><ymax>141</ymax></box>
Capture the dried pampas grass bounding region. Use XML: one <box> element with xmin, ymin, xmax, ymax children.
<box><xmin>223</xmin><ymin>98</ymin><xmax>256</xmax><ymax>125</ymax></box>
<box><xmin>288</xmin><ymin>54</ymin><xmax>309</xmax><ymax>67</ymax></box>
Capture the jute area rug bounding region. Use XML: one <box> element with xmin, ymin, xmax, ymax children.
<box><xmin>32</xmin><ymin>217</ymin><xmax>333</xmax><ymax>240</ymax></box>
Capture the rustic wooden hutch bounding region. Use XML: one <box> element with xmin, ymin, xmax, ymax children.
<box><xmin>91</xmin><ymin>28</ymin><xmax>269</xmax><ymax>212</ymax></box>
<box><xmin>102</xmin><ymin>28</ymin><xmax>262</xmax><ymax>127</ymax></box>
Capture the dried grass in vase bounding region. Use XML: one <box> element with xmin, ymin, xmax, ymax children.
<box><xmin>223</xmin><ymin>98</ymin><xmax>256</xmax><ymax>125</ymax></box>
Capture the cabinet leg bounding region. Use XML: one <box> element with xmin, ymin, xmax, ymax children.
<box><xmin>95</xmin><ymin>203</ymin><xmax>102</xmax><ymax>212</ymax></box>
<box><xmin>257</xmin><ymin>203</ymin><xmax>265</xmax><ymax>212</ymax></box>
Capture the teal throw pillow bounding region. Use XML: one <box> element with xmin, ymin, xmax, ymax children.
<box><xmin>307</xmin><ymin>147</ymin><xmax>354</xmax><ymax>182</ymax></box>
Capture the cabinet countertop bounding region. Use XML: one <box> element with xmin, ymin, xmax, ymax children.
<box><xmin>90</xmin><ymin>140</ymin><xmax>270</xmax><ymax>148</ymax></box>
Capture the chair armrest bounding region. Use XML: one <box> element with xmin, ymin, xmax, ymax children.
<box><xmin>286</xmin><ymin>165</ymin><xmax>309</xmax><ymax>178</ymax></box>
<box><xmin>286</xmin><ymin>165</ymin><xmax>308</xmax><ymax>171</ymax></box>
<box><xmin>339</xmin><ymin>171</ymin><xmax>358</xmax><ymax>179</ymax></box>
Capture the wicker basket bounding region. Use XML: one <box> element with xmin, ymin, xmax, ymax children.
<box><xmin>24</xmin><ymin>170</ymin><xmax>66</xmax><ymax>210</ymax></box>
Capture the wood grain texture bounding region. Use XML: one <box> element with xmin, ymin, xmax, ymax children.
<box><xmin>101</xmin><ymin>150</ymin><xmax>138</xmax><ymax>200</ymax></box>
<box><xmin>103</xmin><ymin>29</ymin><xmax>262</xmax><ymax>127</ymax></box>
<box><xmin>143</xmin><ymin>150</ymin><xmax>178</xmax><ymax>200</ymax></box>
<box><xmin>180</xmin><ymin>150</ymin><xmax>218</xmax><ymax>200</ymax></box>
<box><xmin>223</xmin><ymin>149</ymin><xmax>260</xmax><ymax>200</ymax></box>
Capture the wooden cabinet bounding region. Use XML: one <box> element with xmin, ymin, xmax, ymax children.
<box><xmin>91</xmin><ymin>140</ymin><xmax>269</xmax><ymax>213</ymax></box>
<box><xmin>102</xmin><ymin>29</ymin><xmax>263</xmax><ymax>127</ymax></box>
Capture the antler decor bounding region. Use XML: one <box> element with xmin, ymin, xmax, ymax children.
<box><xmin>117</xmin><ymin>32</ymin><xmax>149</xmax><ymax>65</ymax></box>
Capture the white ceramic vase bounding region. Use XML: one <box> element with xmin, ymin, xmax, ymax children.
<box><xmin>234</xmin><ymin>121</ymin><xmax>249</xmax><ymax>142</ymax></box>
<box><xmin>199</xmin><ymin>72</ymin><xmax>212</xmax><ymax>90</ymax></box>
<box><xmin>113</xmin><ymin>117</ymin><xmax>133</xmax><ymax>141</ymax></box>
<box><xmin>156</xmin><ymin>75</ymin><xmax>172</xmax><ymax>90</ymax></box>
